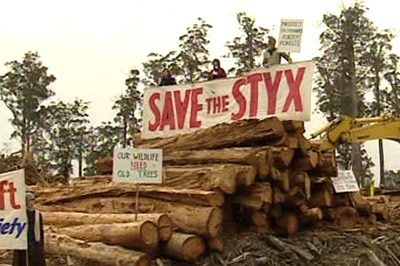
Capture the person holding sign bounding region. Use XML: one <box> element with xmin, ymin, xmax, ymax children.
<box><xmin>262</xmin><ymin>36</ymin><xmax>292</xmax><ymax>67</ymax></box>
<box><xmin>13</xmin><ymin>193</ymin><xmax>46</xmax><ymax>266</ymax></box>
<box><xmin>208</xmin><ymin>59</ymin><xmax>227</xmax><ymax>80</ymax></box>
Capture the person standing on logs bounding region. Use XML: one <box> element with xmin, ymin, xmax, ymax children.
<box><xmin>208</xmin><ymin>59</ymin><xmax>227</xmax><ymax>80</ymax></box>
<box><xmin>13</xmin><ymin>193</ymin><xmax>46</xmax><ymax>266</ymax></box>
<box><xmin>262</xmin><ymin>36</ymin><xmax>292</xmax><ymax>67</ymax></box>
<box><xmin>159</xmin><ymin>68</ymin><xmax>177</xmax><ymax>87</ymax></box>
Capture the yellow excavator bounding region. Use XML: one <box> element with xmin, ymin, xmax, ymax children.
<box><xmin>309</xmin><ymin>115</ymin><xmax>400</xmax><ymax>150</ymax></box>
<box><xmin>309</xmin><ymin>115</ymin><xmax>400</xmax><ymax>194</ymax></box>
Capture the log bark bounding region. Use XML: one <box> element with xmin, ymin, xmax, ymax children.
<box><xmin>371</xmin><ymin>203</ymin><xmax>389</xmax><ymax>220</ymax></box>
<box><xmin>163</xmin><ymin>164</ymin><xmax>238</xmax><ymax>194</ymax></box>
<box><xmin>163</xmin><ymin>147</ymin><xmax>270</xmax><ymax>177</ymax></box>
<box><xmin>282</xmin><ymin>120</ymin><xmax>305</xmax><ymax>132</ymax></box>
<box><xmin>270</xmin><ymin>167</ymin><xmax>290</xmax><ymax>191</ymax></box>
<box><xmin>42</xmin><ymin>212</ymin><xmax>172</xmax><ymax>242</ymax></box>
<box><xmin>58</xmin><ymin>221</ymin><xmax>159</xmax><ymax>252</ymax></box>
<box><xmin>300</xmin><ymin>207</ymin><xmax>323</xmax><ymax>224</ymax></box>
<box><xmin>309</xmin><ymin>151</ymin><xmax>337</xmax><ymax>177</ymax></box>
<box><xmin>276</xmin><ymin>212</ymin><xmax>299</xmax><ymax>236</ymax></box>
<box><xmin>232</xmin><ymin>182</ymin><xmax>272</xmax><ymax>210</ymax></box>
<box><xmin>31</xmin><ymin>184</ymin><xmax>224</xmax><ymax>207</ymax></box>
<box><xmin>161</xmin><ymin>232</ymin><xmax>205</xmax><ymax>262</ymax></box>
<box><xmin>45</xmin><ymin>233</ymin><xmax>150</xmax><ymax>266</ymax></box>
<box><xmin>38</xmin><ymin>198</ymin><xmax>222</xmax><ymax>238</ymax></box>
<box><xmin>208</xmin><ymin>235</ymin><xmax>224</xmax><ymax>252</ymax></box>
<box><xmin>290</xmin><ymin>171</ymin><xmax>311</xmax><ymax>200</ymax></box>
<box><xmin>136</xmin><ymin>117</ymin><xmax>285</xmax><ymax>150</ymax></box>
<box><xmin>271</xmin><ymin>147</ymin><xmax>295</xmax><ymax>169</ymax></box>
<box><xmin>292</xmin><ymin>151</ymin><xmax>319</xmax><ymax>171</ymax></box>
<box><xmin>308</xmin><ymin>184</ymin><xmax>334</xmax><ymax>208</ymax></box>
<box><xmin>335</xmin><ymin>207</ymin><xmax>358</xmax><ymax>229</ymax></box>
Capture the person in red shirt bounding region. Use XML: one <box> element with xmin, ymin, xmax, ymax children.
<box><xmin>208</xmin><ymin>59</ymin><xmax>227</xmax><ymax>80</ymax></box>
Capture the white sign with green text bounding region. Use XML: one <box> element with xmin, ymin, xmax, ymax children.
<box><xmin>113</xmin><ymin>147</ymin><xmax>163</xmax><ymax>184</ymax></box>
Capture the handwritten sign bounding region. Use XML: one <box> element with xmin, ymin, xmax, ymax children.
<box><xmin>113</xmin><ymin>147</ymin><xmax>163</xmax><ymax>184</ymax></box>
<box><xmin>0</xmin><ymin>169</ymin><xmax>27</xmax><ymax>250</ymax></box>
<box><xmin>277</xmin><ymin>19</ymin><xmax>304</xmax><ymax>53</ymax></box>
<box><xmin>331</xmin><ymin>170</ymin><xmax>360</xmax><ymax>193</ymax></box>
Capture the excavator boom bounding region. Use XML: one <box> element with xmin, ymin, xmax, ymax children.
<box><xmin>310</xmin><ymin>115</ymin><xmax>400</xmax><ymax>146</ymax></box>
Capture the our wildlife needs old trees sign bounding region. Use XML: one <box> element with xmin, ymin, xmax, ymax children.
<box><xmin>0</xmin><ymin>169</ymin><xmax>27</xmax><ymax>250</ymax></box>
<box><xmin>142</xmin><ymin>61</ymin><xmax>314</xmax><ymax>139</ymax></box>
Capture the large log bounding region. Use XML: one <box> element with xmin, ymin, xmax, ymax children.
<box><xmin>232</xmin><ymin>182</ymin><xmax>272</xmax><ymax>210</ymax></box>
<box><xmin>269</xmin><ymin>167</ymin><xmax>290</xmax><ymax>191</ymax></box>
<box><xmin>42</xmin><ymin>212</ymin><xmax>172</xmax><ymax>242</ymax></box>
<box><xmin>163</xmin><ymin>164</ymin><xmax>238</xmax><ymax>194</ymax></box>
<box><xmin>271</xmin><ymin>147</ymin><xmax>295</xmax><ymax>169</ymax></box>
<box><xmin>161</xmin><ymin>232</ymin><xmax>205</xmax><ymax>262</ymax></box>
<box><xmin>136</xmin><ymin>117</ymin><xmax>285</xmax><ymax>150</ymax></box>
<box><xmin>45</xmin><ymin>233</ymin><xmax>150</xmax><ymax>266</ymax></box>
<box><xmin>58</xmin><ymin>221</ymin><xmax>159</xmax><ymax>252</ymax></box>
<box><xmin>309</xmin><ymin>151</ymin><xmax>337</xmax><ymax>177</ymax></box>
<box><xmin>308</xmin><ymin>183</ymin><xmax>334</xmax><ymax>208</ymax></box>
<box><xmin>289</xmin><ymin>171</ymin><xmax>311</xmax><ymax>200</ymax></box>
<box><xmin>292</xmin><ymin>150</ymin><xmax>319</xmax><ymax>171</ymax></box>
<box><xmin>163</xmin><ymin>147</ymin><xmax>270</xmax><ymax>177</ymax></box>
<box><xmin>335</xmin><ymin>207</ymin><xmax>358</xmax><ymax>229</ymax></box>
<box><xmin>31</xmin><ymin>183</ymin><xmax>224</xmax><ymax>207</ymax></box>
<box><xmin>38</xmin><ymin>199</ymin><xmax>223</xmax><ymax>238</ymax></box>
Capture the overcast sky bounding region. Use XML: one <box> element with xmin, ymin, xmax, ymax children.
<box><xmin>1</xmin><ymin>0</ymin><xmax>399</xmax><ymax>179</ymax></box>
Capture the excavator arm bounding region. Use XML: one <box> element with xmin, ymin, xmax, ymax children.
<box><xmin>310</xmin><ymin>115</ymin><xmax>400</xmax><ymax>147</ymax></box>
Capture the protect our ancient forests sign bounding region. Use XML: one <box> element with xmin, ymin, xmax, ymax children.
<box><xmin>0</xmin><ymin>169</ymin><xmax>27</xmax><ymax>250</ymax></box>
<box><xmin>277</xmin><ymin>19</ymin><xmax>304</xmax><ymax>53</ymax></box>
<box><xmin>113</xmin><ymin>147</ymin><xmax>163</xmax><ymax>184</ymax></box>
<box><xmin>142</xmin><ymin>61</ymin><xmax>314</xmax><ymax>139</ymax></box>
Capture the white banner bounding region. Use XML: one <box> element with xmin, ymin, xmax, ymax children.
<box><xmin>277</xmin><ymin>19</ymin><xmax>304</xmax><ymax>53</ymax></box>
<box><xmin>142</xmin><ymin>61</ymin><xmax>314</xmax><ymax>139</ymax></box>
<box><xmin>331</xmin><ymin>170</ymin><xmax>360</xmax><ymax>193</ymax></box>
<box><xmin>113</xmin><ymin>147</ymin><xmax>163</xmax><ymax>184</ymax></box>
<box><xmin>0</xmin><ymin>169</ymin><xmax>27</xmax><ymax>250</ymax></box>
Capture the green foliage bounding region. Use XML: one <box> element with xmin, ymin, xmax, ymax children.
<box><xmin>34</xmin><ymin>99</ymin><xmax>90</xmax><ymax>181</ymax></box>
<box><xmin>383</xmin><ymin>54</ymin><xmax>400</xmax><ymax>116</ymax></box>
<box><xmin>225</xmin><ymin>12</ymin><xmax>269</xmax><ymax>76</ymax></box>
<box><xmin>84</xmin><ymin>122</ymin><xmax>121</xmax><ymax>176</ymax></box>
<box><xmin>142</xmin><ymin>17</ymin><xmax>212</xmax><ymax>86</ymax></box>
<box><xmin>0</xmin><ymin>51</ymin><xmax>56</xmax><ymax>153</ymax></box>
<box><xmin>113</xmin><ymin>69</ymin><xmax>143</xmax><ymax>147</ymax></box>
<box><xmin>177</xmin><ymin>17</ymin><xmax>212</xmax><ymax>83</ymax></box>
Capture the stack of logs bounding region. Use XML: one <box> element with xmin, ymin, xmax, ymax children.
<box><xmin>30</xmin><ymin>117</ymin><xmax>389</xmax><ymax>266</ymax></box>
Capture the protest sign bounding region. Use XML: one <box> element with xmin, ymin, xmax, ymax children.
<box><xmin>0</xmin><ymin>169</ymin><xmax>27</xmax><ymax>250</ymax></box>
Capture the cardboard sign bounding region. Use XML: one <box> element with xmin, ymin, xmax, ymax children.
<box><xmin>0</xmin><ymin>169</ymin><xmax>27</xmax><ymax>250</ymax></box>
<box><xmin>331</xmin><ymin>170</ymin><xmax>360</xmax><ymax>193</ymax></box>
<box><xmin>277</xmin><ymin>19</ymin><xmax>304</xmax><ymax>53</ymax></box>
<box><xmin>113</xmin><ymin>147</ymin><xmax>163</xmax><ymax>184</ymax></box>
<box><xmin>142</xmin><ymin>61</ymin><xmax>314</xmax><ymax>139</ymax></box>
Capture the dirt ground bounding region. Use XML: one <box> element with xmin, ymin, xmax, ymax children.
<box><xmin>2</xmin><ymin>219</ymin><xmax>400</xmax><ymax>266</ymax></box>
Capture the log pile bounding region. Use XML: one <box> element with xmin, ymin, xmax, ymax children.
<box><xmin>30</xmin><ymin>117</ymin><xmax>388</xmax><ymax>264</ymax></box>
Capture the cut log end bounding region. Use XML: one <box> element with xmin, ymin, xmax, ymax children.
<box><xmin>182</xmin><ymin>235</ymin><xmax>206</xmax><ymax>261</ymax></box>
<box><xmin>208</xmin><ymin>207</ymin><xmax>223</xmax><ymax>238</ymax></box>
<box><xmin>141</xmin><ymin>221</ymin><xmax>160</xmax><ymax>249</ymax></box>
<box><xmin>158</xmin><ymin>214</ymin><xmax>173</xmax><ymax>242</ymax></box>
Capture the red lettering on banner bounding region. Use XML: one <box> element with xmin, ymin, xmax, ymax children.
<box><xmin>205</xmin><ymin>95</ymin><xmax>230</xmax><ymax>114</ymax></box>
<box><xmin>160</xmin><ymin>92</ymin><xmax>176</xmax><ymax>130</ymax></box>
<box><xmin>247</xmin><ymin>73</ymin><xmax>263</xmax><ymax>117</ymax></box>
<box><xmin>148</xmin><ymin>93</ymin><xmax>161</xmax><ymax>131</ymax></box>
<box><xmin>0</xmin><ymin>180</ymin><xmax>21</xmax><ymax>210</ymax></box>
<box><xmin>231</xmin><ymin>78</ymin><xmax>247</xmax><ymax>120</ymax></box>
<box><xmin>190</xmin><ymin>87</ymin><xmax>203</xmax><ymax>128</ymax></box>
<box><xmin>263</xmin><ymin>71</ymin><xmax>283</xmax><ymax>114</ymax></box>
<box><xmin>282</xmin><ymin>67</ymin><xmax>305</xmax><ymax>112</ymax></box>
<box><xmin>174</xmin><ymin>90</ymin><xmax>191</xmax><ymax>129</ymax></box>
<box><xmin>221</xmin><ymin>95</ymin><xmax>229</xmax><ymax>112</ymax></box>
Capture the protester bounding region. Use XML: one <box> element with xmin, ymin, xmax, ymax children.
<box><xmin>159</xmin><ymin>68</ymin><xmax>177</xmax><ymax>86</ymax></box>
<box><xmin>208</xmin><ymin>59</ymin><xmax>227</xmax><ymax>80</ymax></box>
<box><xmin>262</xmin><ymin>36</ymin><xmax>292</xmax><ymax>67</ymax></box>
<box><xmin>13</xmin><ymin>193</ymin><xmax>46</xmax><ymax>266</ymax></box>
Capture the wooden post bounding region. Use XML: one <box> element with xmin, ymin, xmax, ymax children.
<box><xmin>135</xmin><ymin>183</ymin><xmax>139</xmax><ymax>221</ymax></box>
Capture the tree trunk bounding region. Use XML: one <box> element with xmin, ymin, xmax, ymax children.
<box><xmin>57</xmin><ymin>221</ymin><xmax>159</xmax><ymax>252</ymax></box>
<box><xmin>45</xmin><ymin>233</ymin><xmax>150</xmax><ymax>266</ymax></box>
<box><xmin>42</xmin><ymin>212</ymin><xmax>172</xmax><ymax>242</ymax></box>
<box><xmin>232</xmin><ymin>182</ymin><xmax>272</xmax><ymax>210</ymax></box>
<box><xmin>161</xmin><ymin>232</ymin><xmax>205</xmax><ymax>262</ymax></box>
<box><xmin>32</xmin><ymin>185</ymin><xmax>224</xmax><ymax>207</ymax></box>
<box><xmin>136</xmin><ymin>117</ymin><xmax>285</xmax><ymax>149</ymax></box>
<box><xmin>38</xmin><ymin>199</ymin><xmax>223</xmax><ymax>238</ymax></box>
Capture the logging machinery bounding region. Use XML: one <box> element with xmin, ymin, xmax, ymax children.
<box><xmin>309</xmin><ymin>115</ymin><xmax>400</xmax><ymax>150</ymax></box>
